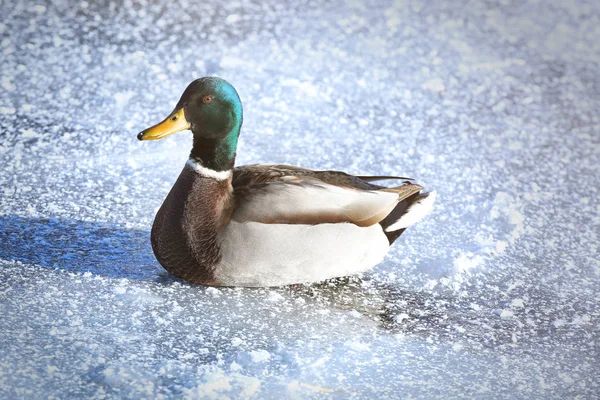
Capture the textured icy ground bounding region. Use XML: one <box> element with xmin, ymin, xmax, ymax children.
<box><xmin>1</xmin><ymin>0</ymin><xmax>599</xmax><ymax>398</ymax></box>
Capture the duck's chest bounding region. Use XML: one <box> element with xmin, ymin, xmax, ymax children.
<box><xmin>150</xmin><ymin>165</ymin><xmax>233</xmax><ymax>284</ymax></box>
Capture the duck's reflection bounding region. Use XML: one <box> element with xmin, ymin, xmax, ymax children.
<box><xmin>285</xmin><ymin>277</ymin><xmax>525</xmax><ymax>350</ymax></box>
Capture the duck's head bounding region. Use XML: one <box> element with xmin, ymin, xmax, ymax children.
<box><xmin>137</xmin><ymin>77</ymin><xmax>243</xmax><ymax>170</ymax></box>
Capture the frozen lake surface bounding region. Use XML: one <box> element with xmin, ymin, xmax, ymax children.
<box><xmin>1</xmin><ymin>0</ymin><xmax>598</xmax><ymax>398</ymax></box>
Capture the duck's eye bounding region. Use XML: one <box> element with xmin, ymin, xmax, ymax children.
<box><xmin>202</xmin><ymin>95</ymin><xmax>213</xmax><ymax>104</ymax></box>
<box><xmin>171</xmin><ymin>115</ymin><xmax>178</xmax><ymax>121</ymax></box>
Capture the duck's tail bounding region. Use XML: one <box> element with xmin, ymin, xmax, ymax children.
<box><xmin>379</xmin><ymin>191</ymin><xmax>436</xmax><ymax>244</ymax></box>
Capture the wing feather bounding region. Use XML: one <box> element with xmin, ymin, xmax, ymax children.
<box><xmin>356</xmin><ymin>175</ymin><xmax>413</xmax><ymax>182</ymax></box>
<box><xmin>231</xmin><ymin>165</ymin><xmax>422</xmax><ymax>226</ymax></box>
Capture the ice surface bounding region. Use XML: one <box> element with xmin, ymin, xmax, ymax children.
<box><xmin>0</xmin><ymin>0</ymin><xmax>599</xmax><ymax>398</ymax></box>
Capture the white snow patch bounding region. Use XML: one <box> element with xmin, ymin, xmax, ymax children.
<box><xmin>226</xmin><ymin>14</ymin><xmax>241</xmax><ymax>24</ymax></box>
<box><xmin>500</xmin><ymin>310</ymin><xmax>514</xmax><ymax>318</ymax></box>
<box><xmin>490</xmin><ymin>192</ymin><xmax>527</xmax><ymax>245</ymax></box>
<box><xmin>495</xmin><ymin>240</ymin><xmax>508</xmax><ymax>253</ymax></box>
<box><xmin>559</xmin><ymin>373</ymin><xmax>575</xmax><ymax>384</ymax></box>
<box><xmin>422</xmin><ymin>77</ymin><xmax>446</xmax><ymax>92</ymax></box>
<box><xmin>344</xmin><ymin>340</ymin><xmax>370</xmax><ymax>352</ymax></box>
<box><xmin>508</xmin><ymin>209</ymin><xmax>524</xmax><ymax>226</ymax></box>
<box><xmin>266</xmin><ymin>291</ymin><xmax>284</xmax><ymax>303</ymax></box>
<box><xmin>180</xmin><ymin>353</ymin><xmax>195</xmax><ymax>360</ymax></box>
<box><xmin>464</xmin><ymin>58</ymin><xmax>526</xmax><ymax>72</ymax></box>
<box><xmin>1</xmin><ymin>77</ymin><xmax>15</xmax><ymax>92</ymax></box>
<box><xmin>394</xmin><ymin>313</ymin><xmax>410</xmax><ymax>323</ymax></box>
<box><xmin>205</xmin><ymin>287</ymin><xmax>222</xmax><ymax>297</ymax></box>
<box><xmin>511</xmin><ymin>299</ymin><xmax>525</xmax><ymax>308</ymax></box>
<box><xmin>220</xmin><ymin>56</ymin><xmax>245</xmax><ymax>68</ymax></box>
<box><xmin>185</xmin><ymin>371</ymin><xmax>232</xmax><ymax>398</ymax></box>
<box><xmin>114</xmin><ymin>91</ymin><xmax>134</xmax><ymax>108</ymax></box>
<box><xmin>21</xmin><ymin>129</ymin><xmax>40</xmax><ymax>138</ymax></box>
<box><xmin>234</xmin><ymin>375</ymin><xmax>261</xmax><ymax>396</ymax></box>
<box><xmin>113</xmin><ymin>286</ymin><xmax>126</xmax><ymax>295</ymax></box>
<box><xmin>454</xmin><ymin>252</ymin><xmax>484</xmax><ymax>273</ymax></box>
<box><xmin>184</xmin><ymin>367</ymin><xmax>260</xmax><ymax>399</ymax></box>
<box><xmin>0</xmin><ymin>107</ymin><xmax>16</xmax><ymax>114</ymax></box>
<box><xmin>553</xmin><ymin>319</ymin><xmax>566</xmax><ymax>328</ymax></box>
<box><xmin>249</xmin><ymin>349</ymin><xmax>271</xmax><ymax>363</ymax></box>
<box><xmin>508</xmin><ymin>141</ymin><xmax>523</xmax><ymax>150</ymax></box>
<box><xmin>281</xmin><ymin>78</ymin><xmax>320</xmax><ymax>97</ymax></box>
<box><xmin>571</xmin><ymin>314</ymin><xmax>591</xmax><ymax>326</ymax></box>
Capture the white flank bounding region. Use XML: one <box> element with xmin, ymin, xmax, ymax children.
<box><xmin>186</xmin><ymin>159</ymin><xmax>232</xmax><ymax>180</ymax></box>
<box><xmin>385</xmin><ymin>191</ymin><xmax>437</xmax><ymax>232</ymax></box>
<box><xmin>215</xmin><ymin>221</ymin><xmax>390</xmax><ymax>287</ymax></box>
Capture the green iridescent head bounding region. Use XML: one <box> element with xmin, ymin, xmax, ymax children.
<box><xmin>137</xmin><ymin>77</ymin><xmax>243</xmax><ymax>171</ymax></box>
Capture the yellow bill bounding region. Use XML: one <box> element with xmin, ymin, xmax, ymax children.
<box><xmin>137</xmin><ymin>108</ymin><xmax>190</xmax><ymax>141</ymax></box>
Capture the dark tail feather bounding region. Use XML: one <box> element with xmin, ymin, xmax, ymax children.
<box><xmin>384</xmin><ymin>228</ymin><xmax>406</xmax><ymax>245</ymax></box>
<box><xmin>380</xmin><ymin>192</ymin><xmax>420</xmax><ymax>244</ymax></box>
<box><xmin>380</xmin><ymin>191</ymin><xmax>437</xmax><ymax>244</ymax></box>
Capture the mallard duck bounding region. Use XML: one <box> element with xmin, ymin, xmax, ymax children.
<box><xmin>137</xmin><ymin>77</ymin><xmax>435</xmax><ymax>287</ymax></box>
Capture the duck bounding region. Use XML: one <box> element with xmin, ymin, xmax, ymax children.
<box><xmin>137</xmin><ymin>77</ymin><xmax>435</xmax><ymax>287</ymax></box>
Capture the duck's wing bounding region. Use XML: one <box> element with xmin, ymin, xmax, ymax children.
<box><xmin>231</xmin><ymin>164</ymin><xmax>423</xmax><ymax>226</ymax></box>
<box><xmin>355</xmin><ymin>175</ymin><xmax>413</xmax><ymax>182</ymax></box>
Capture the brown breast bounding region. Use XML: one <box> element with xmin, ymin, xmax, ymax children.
<box><xmin>150</xmin><ymin>165</ymin><xmax>233</xmax><ymax>285</ymax></box>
